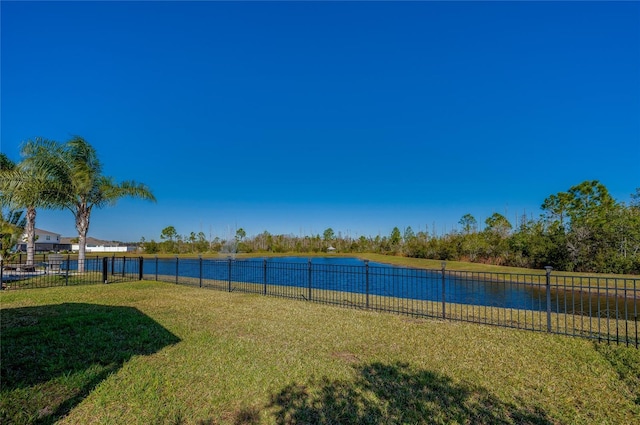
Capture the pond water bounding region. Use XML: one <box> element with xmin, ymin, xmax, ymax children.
<box><xmin>127</xmin><ymin>256</ymin><xmax>638</xmax><ymax>319</ymax></box>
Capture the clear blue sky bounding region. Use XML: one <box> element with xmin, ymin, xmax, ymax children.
<box><xmin>1</xmin><ymin>1</ymin><xmax>639</xmax><ymax>242</ymax></box>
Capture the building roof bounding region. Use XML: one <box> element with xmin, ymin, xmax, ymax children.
<box><xmin>20</xmin><ymin>228</ymin><xmax>61</xmax><ymax>243</ymax></box>
<box><xmin>60</xmin><ymin>236</ymin><xmax>122</xmax><ymax>247</ymax></box>
<box><xmin>33</xmin><ymin>228</ymin><xmax>61</xmax><ymax>237</ymax></box>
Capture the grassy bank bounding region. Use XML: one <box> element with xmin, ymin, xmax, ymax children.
<box><xmin>2</xmin><ymin>281</ymin><xmax>639</xmax><ymax>424</ymax></box>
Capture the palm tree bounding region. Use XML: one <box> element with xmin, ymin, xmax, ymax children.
<box><xmin>0</xmin><ymin>147</ymin><xmax>64</xmax><ymax>265</ymax></box>
<box><xmin>28</xmin><ymin>136</ymin><xmax>156</xmax><ymax>272</ymax></box>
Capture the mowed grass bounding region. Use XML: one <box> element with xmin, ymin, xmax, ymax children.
<box><xmin>1</xmin><ymin>282</ymin><xmax>639</xmax><ymax>424</ymax></box>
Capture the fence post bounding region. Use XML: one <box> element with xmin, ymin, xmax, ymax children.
<box><xmin>263</xmin><ymin>259</ymin><xmax>267</xmax><ymax>295</ymax></box>
<box><xmin>307</xmin><ymin>258</ymin><xmax>312</xmax><ymax>301</ymax></box>
<box><xmin>122</xmin><ymin>256</ymin><xmax>126</xmax><ymax>278</ymax></box>
<box><xmin>103</xmin><ymin>257</ymin><xmax>108</xmax><ymax>283</ymax></box>
<box><xmin>175</xmin><ymin>256</ymin><xmax>179</xmax><ymax>285</ymax></box>
<box><xmin>111</xmin><ymin>254</ymin><xmax>115</xmax><ymax>275</ymax></box>
<box><xmin>228</xmin><ymin>256</ymin><xmax>232</xmax><ymax>292</ymax></box>
<box><xmin>365</xmin><ymin>260</ymin><xmax>370</xmax><ymax>309</ymax></box>
<box><xmin>1</xmin><ymin>259</ymin><xmax>4</xmax><ymax>289</ymax></box>
<box><xmin>199</xmin><ymin>256</ymin><xmax>203</xmax><ymax>288</ymax></box>
<box><xmin>65</xmin><ymin>255</ymin><xmax>70</xmax><ymax>286</ymax></box>
<box><xmin>138</xmin><ymin>257</ymin><xmax>144</xmax><ymax>281</ymax></box>
<box><xmin>155</xmin><ymin>255</ymin><xmax>158</xmax><ymax>281</ymax></box>
<box><xmin>545</xmin><ymin>266</ymin><xmax>553</xmax><ymax>332</ymax></box>
<box><xmin>441</xmin><ymin>261</ymin><xmax>446</xmax><ymax>319</ymax></box>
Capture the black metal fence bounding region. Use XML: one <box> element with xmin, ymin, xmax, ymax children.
<box><xmin>2</xmin><ymin>256</ymin><xmax>638</xmax><ymax>347</ymax></box>
<box><xmin>0</xmin><ymin>255</ymin><xmax>140</xmax><ymax>289</ymax></box>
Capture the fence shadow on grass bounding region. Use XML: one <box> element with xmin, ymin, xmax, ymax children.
<box><xmin>0</xmin><ymin>303</ymin><xmax>181</xmax><ymax>425</ymax></box>
<box><xmin>269</xmin><ymin>362</ymin><xmax>553</xmax><ymax>425</ymax></box>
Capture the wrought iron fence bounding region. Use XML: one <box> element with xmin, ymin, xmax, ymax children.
<box><xmin>144</xmin><ymin>257</ymin><xmax>638</xmax><ymax>348</ymax></box>
<box><xmin>0</xmin><ymin>255</ymin><xmax>140</xmax><ymax>289</ymax></box>
<box><xmin>2</xmin><ymin>256</ymin><xmax>638</xmax><ymax>347</ymax></box>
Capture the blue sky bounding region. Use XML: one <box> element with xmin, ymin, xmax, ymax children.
<box><xmin>1</xmin><ymin>1</ymin><xmax>639</xmax><ymax>242</ymax></box>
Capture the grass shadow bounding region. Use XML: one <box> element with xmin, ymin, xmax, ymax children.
<box><xmin>270</xmin><ymin>362</ymin><xmax>553</xmax><ymax>424</ymax></box>
<box><xmin>1</xmin><ymin>303</ymin><xmax>180</xmax><ymax>425</ymax></box>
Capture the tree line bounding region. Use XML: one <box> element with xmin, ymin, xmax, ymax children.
<box><xmin>144</xmin><ymin>180</ymin><xmax>639</xmax><ymax>274</ymax></box>
<box><xmin>0</xmin><ymin>137</ymin><xmax>155</xmax><ymax>271</ymax></box>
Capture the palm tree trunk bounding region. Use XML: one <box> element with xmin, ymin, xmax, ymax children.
<box><xmin>75</xmin><ymin>203</ymin><xmax>91</xmax><ymax>273</ymax></box>
<box><xmin>26</xmin><ymin>206</ymin><xmax>36</xmax><ymax>266</ymax></box>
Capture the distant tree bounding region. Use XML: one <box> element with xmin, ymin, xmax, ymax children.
<box><xmin>323</xmin><ymin>228</ymin><xmax>335</xmax><ymax>242</ymax></box>
<box><xmin>194</xmin><ymin>231</ymin><xmax>209</xmax><ymax>252</ymax></box>
<box><xmin>458</xmin><ymin>214</ymin><xmax>478</xmax><ymax>234</ymax></box>
<box><xmin>160</xmin><ymin>226</ymin><xmax>177</xmax><ymax>241</ymax></box>
<box><xmin>357</xmin><ymin>235</ymin><xmax>369</xmax><ymax>252</ymax></box>
<box><xmin>262</xmin><ymin>230</ymin><xmax>274</xmax><ymax>251</ymax></box>
<box><xmin>460</xmin><ymin>233</ymin><xmax>485</xmax><ymax>262</ymax></box>
<box><xmin>482</xmin><ymin>213</ymin><xmax>512</xmax><ymax>263</ymax></box>
<box><xmin>143</xmin><ymin>239</ymin><xmax>159</xmax><ymax>254</ymax></box>
<box><xmin>566</xmin><ymin>180</ymin><xmax>616</xmax><ymax>226</ymax></box>
<box><xmin>175</xmin><ymin>234</ymin><xmax>185</xmax><ymax>253</ymax></box>
<box><xmin>187</xmin><ymin>232</ymin><xmax>197</xmax><ymax>253</ymax></box>
<box><xmin>558</xmin><ymin>181</ymin><xmax>616</xmax><ymax>271</ymax></box>
<box><xmin>602</xmin><ymin>201</ymin><xmax>640</xmax><ymax>273</ymax></box>
<box><xmin>625</xmin><ymin>190</ymin><xmax>640</xmax><ymax>272</ymax></box>
<box><xmin>389</xmin><ymin>227</ymin><xmax>402</xmax><ymax>246</ymax></box>
<box><xmin>210</xmin><ymin>236</ymin><xmax>223</xmax><ymax>252</ymax></box>
<box><xmin>484</xmin><ymin>213</ymin><xmax>512</xmax><ymax>238</ymax></box>
<box><xmin>539</xmin><ymin>180</ymin><xmax>632</xmax><ymax>272</ymax></box>
<box><xmin>541</xmin><ymin>191</ymin><xmax>572</xmax><ymax>228</ymax></box>
<box><xmin>160</xmin><ymin>225</ymin><xmax>177</xmax><ymax>252</ymax></box>
<box><xmin>403</xmin><ymin>226</ymin><xmax>415</xmax><ymax>242</ymax></box>
<box><xmin>236</xmin><ymin>228</ymin><xmax>246</xmax><ymax>241</ymax></box>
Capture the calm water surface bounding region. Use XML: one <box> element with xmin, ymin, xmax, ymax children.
<box><xmin>104</xmin><ymin>256</ymin><xmax>637</xmax><ymax>319</ymax></box>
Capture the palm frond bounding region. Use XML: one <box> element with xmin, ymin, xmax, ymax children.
<box><xmin>0</xmin><ymin>168</ymin><xmax>68</xmax><ymax>210</ymax></box>
<box><xmin>93</xmin><ymin>177</ymin><xmax>157</xmax><ymax>208</ymax></box>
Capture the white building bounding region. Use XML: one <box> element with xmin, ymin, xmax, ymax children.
<box><xmin>62</xmin><ymin>237</ymin><xmax>133</xmax><ymax>253</ymax></box>
<box><xmin>17</xmin><ymin>228</ymin><xmax>63</xmax><ymax>252</ymax></box>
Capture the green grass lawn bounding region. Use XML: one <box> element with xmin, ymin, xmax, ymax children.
<box><xmin>2</xmin><ymin>281</ymin><xmax>639</xmax><ymax>424</ymax></box>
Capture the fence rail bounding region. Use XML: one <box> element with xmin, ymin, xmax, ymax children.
<box><xmin>2</xmin><ymin>256</ymin><xmax>638</xmax><ymax>347</ymax></box>
<box><xmin>0</xmin><ymin>255</ymin><xmax>139</xmax><ymax>290</ymax></box>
